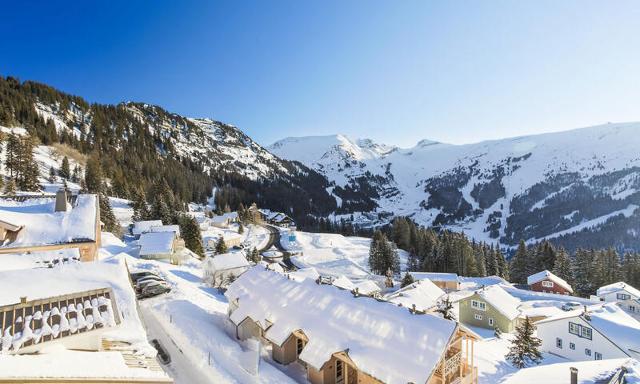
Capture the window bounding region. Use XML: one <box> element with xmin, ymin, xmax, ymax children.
<box><xmin>474</xmin><ymin>314</ymin><xmax>483</xmax><ymax>321</ymax></box>
<box><xmin>630</xmin><ymin>305</ymin><xmax>637</xmax><ymax>313</ymax></box>
<box><xmin>471</xmin><ymin>300</ymin><xmax>486</xmax><ymax>311</ymax></box>
<box><xmin>336</xmin><ymin>360</ymin><xmax>343</xmax><ymax>380</ymax></box>
<box><xmin>569</xmin><ymin>322</ymin><xmax>593</xmax><ymax>340</ymax></box>
<box><xmin>542</xmin><ymin>281</ymin><xmax>554</xmax><ymax>288</ymax></box>
<box><xmin>617</xmin><ymin>293</ymin><xmax>631</xmax><ymax>300</ymax></box>
<box><xmin>488</xmin><ymin>318</ymin><xmax>494</xmax><ymax>326</ymax></box>
<box><xmin>296</xmin><ymin>338</ymin><xmax>305</xmax><ymax>357</ymax></box>
<box><xmin>585</xmin><ymin>349</ymin><xmax>591</xmax><ymax>357</ymax></box>
<box><xmin>594</xmin><ymin>352</ymin><xmax>602</xmax><ymax>360</ymax></box>
<box><xmin>569</xmin><ymin>343</ymin><xmax>575</xmax><ymax>350</ymax></box>
<box><xmin>556</xmin><ymin>338</ymin><xmax>563</xmax><ymax>349</ymax></box>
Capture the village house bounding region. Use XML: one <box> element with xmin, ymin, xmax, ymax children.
<box><xmin>0</xmin><ymin>260</ymin><xmax>172</xmax><ymax>384</ymax></box>
<box><xmin>225</xmin><ymin>266</ymin><xmax>480</xmax><ymax>384</ymax></box>
<box><xmin>0</xmin><ymin>190</ymin><xmax>101</xmax><ymax>262</ymax></box>
<box><xmin>596</xmin><ymin>282</ymin><xmax>640</xmax><ymax>321</ymax></box>
<box><xmin>527</xmin><ymin>270</ymin><xmax>574</xmax><ymax>295</ymax></box>
<box><xmin>202</xmin><ymin>252</ymin><xmax>250</xmax><ymax>287</ymax></box>
<box><xmin>384</xmin><ymin>278</ymin><xmax>446</xmax><ymax>313</ymax></box>
<box><xmin>501</xmin><ymin>358</ymin><xmax>639</xmax><ymax>384</ymax></box>
<box><xmin>458</xmin><ymin>285</ymin><xmax>521</xmax><ymax>333</ymax></box>
<box><xmin>131</xmin><ymin>220</ymin><xmax>163</xmax><ymax>239</ymax></box>
<box><xmin>535</xmin><ymin>303</ymin><xmax>640</xmax><ymax>362</ymax></box>
<box><xmin>409</xmin><ymin>272</ymin><xmax>460</xmax><ymax>291</ymax></box>
<box><xmin>138</xmin><ymin>231</ymin><xmax>187</xmax><ymax>263</ymax></box>
<box><xmin>149</xmin><ymin>224</ymin><xmax>181</xmax><ymax>236</ymax></box>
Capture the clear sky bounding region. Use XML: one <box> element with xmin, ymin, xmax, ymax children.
<box><xmin>2</xmin><ymin>1</ymin><xmax>640</xmax><ymax>147</ymax></box>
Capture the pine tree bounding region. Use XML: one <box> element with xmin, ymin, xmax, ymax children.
<box><xmin>16</xmin><ymin>136</ymin><xmax>40</xmax><ymax>191</ymax></box>
<box><xmin>494</xmin><ymin>326</ymin><xmax>502</xmax><ymax>339</ymax></box>
<box><xmin>84</xmin><ymin>152</ymin><xmax>103</xmax><ymax>193</ymax></box>
<box><xmin>510</xmin><ymin>240</ymin><xmax>529</xmax><ymax>284</ymax></box>
<box><xmin>573</xmin><ymin>248</ymin><xmax>594</xmax><ymax>296</ymax></box>
<box><xmin>131</xmin><ymin>187</ymin><xmax>151</xmax><ymax>221</ymax></box>
<box><xmin>215</xmin><ymin>237</ymin><xmax>228</xmax><ymax>255</ymax></box>
<box><xmin>251</xmin><ymin>247</ymin><xmax>261</xmax><ymax>263</ymax></box>
<box><xmin>238</xmin><ymin>223</ymin><xmax>244</xmax><ymax>234</ymax></box>
<box><xmin>506</xmin><ymin>316</ymin><xmax>543</xmax><ymax>368</ymax></box>
<box><xmin>4</xmin><ymin>178</ymin><xmax>16</xmax><ymax>195</ymax></box>
<box><xmin>71</xmin><ymin>164</ymin><xmax>81</xmax><ymax>182</ymax></box>
<box><xmin>4</xmin><ymin>133</ymin><xmax>20</xmax><ymax>178</ymax></box>
<box><xmin>48</xmin><ymin>166</ymin><xmax>57</xmax><ymax>183</ymax></box>
<box><xmin>99</xmin><ymin>193</ymin><xmax>120</xmax><ymax>234</ymax></box>
<box><xmin>400</xmin><ymin>272</ymin><xmax>415</xmax><ymax>288</ymax></box>
<box><xmin>151</xmin><ymin>195</ymin><xmax>173</xmax><ymax>224</ymax></box>
<box><xmin>496</xmin><ymin>247</ymin><xmax>509</xmax><ymax>280</ymax></box>
<box><xmin>179</xmin><ymin>215</ymin><xmax>204</xmax><ymax>258</ymax></box>
<box><xmin>59</xmin><ymin>156</ymin><xmax>71</xmax><ymax>179</ymax></box>
<box><xmin>552</xmin><ymin>247</ymin><xmax>573</xmax><ymax>284</ymax></box>
<box><xmin>436</xmin><ymin>296</ymin><xmax>455</xmax><ymax>320</ymax></box>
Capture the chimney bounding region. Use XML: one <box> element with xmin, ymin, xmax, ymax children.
<box><xmin>20</xmin><ymin>296</ymin><xmax>27</xmax><ymax>304</ymax></box>
<box><xmin>570</xmin><ymin>367</ymin><xmax>578</xmax><ymax>384</ymax></box>
<box><xmin>55</xmin><ymin>188</ymin><xmax>69</xmax><ymax>212</ymax></box>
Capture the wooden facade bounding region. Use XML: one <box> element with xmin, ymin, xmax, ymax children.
<box><xmin>529</xmin><ymin>278</ymin><xmax>572</xmax><ymax>295</ymax></box>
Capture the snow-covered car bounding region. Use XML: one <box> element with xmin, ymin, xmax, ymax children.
<box><xmin>136</xmin><ymin>277</ymin><xmax>166</xmax><ymax>292</ymax></box>
<box><xmin>561</xmin><ymin>302</ymin><xmax>582</xmax><ymax>311</ymax></box>
<box><xmin>137</xmin><ymin>281</ymin><xmax>171</xmax><ymax>299</ymax></box>
<box><xmin>130</xmin><ymin>271</ymin><xmax>161</xmax><ymax>283</ymax></box>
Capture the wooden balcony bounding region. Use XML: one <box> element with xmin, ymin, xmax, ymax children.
<box><xmin>433</xmin><ymin>352</ymin><xmax>477</xmax><ymax>384</ymax></box>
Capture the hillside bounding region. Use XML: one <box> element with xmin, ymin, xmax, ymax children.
<box><xmin>270</xmin><ymin>124</ymin><xmax>640</xmax><ymax>251</ymax></box>
<box><xmin>0</xmin><ymin>76</ymin><xmax>337</xmax><ymax>225</ymax></box>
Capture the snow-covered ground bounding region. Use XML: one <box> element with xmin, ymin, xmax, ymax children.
<box><xmin>282</xmin><ymin>230</ymin><xmax>408</xmax><ymax>279</ymax></box>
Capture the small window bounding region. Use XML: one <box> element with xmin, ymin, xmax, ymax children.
<box><xmin>471</xmin><ymin>300</ymin><xmax>486</xmax><ymax>311</ymax></box>
<box><xmin>488</xmin><ymin>318</ymin><xmax>494</xmax><ymax>326</ymax></box>
<box><xmin>585</xmin><ymin>348</ymin><xmax>591</xmax><ymax>357</ymax></box>
<box><xmin>630</xmin><ymin>305</ymin><xmax>636</xmax><ymax>313</ymax></box>
<box><xmin>594</xmin><ymin>352</ymin><xmax>602</xmax><ymax>360</ymax></box>
<box><xmin>569</xmin><ymin>322</ymin><xmax>580</xmax><ymax>335</ymax></box>
<box><xmin>617</xmin><ymin>293</ymin><xmax>631</xmax><ymax>300</ymax></box>
<box><xmin>569</xmin><ymin>342</ymin><xmax>575</xmax><ymax>350</ymax></box>
<box><xmin>556</xmin><ymin>338</ymin><xmax>563</xmax><ymax>349</ymax></box>
<box><xmin>296</xmin><ymin>338</ymin><xmax>304</xmax><ymax>357</ymax></box>
<box><xmin>542</xmin><ymin>281</ymin><xmax>554</xmax><ymax>288</ymax></box>
<box><xmin>581</xmin><ymin>327</ymin><xmax>592</xmax><ymax>340</ymax></box>
<box><xmin>336</xmin><ymin>360</ymin><xmax>343</xmax><ymax>379</ymax></box>
<box><xmin>474</xmin><ymin>314</ymin><xmax>483</xmax><ymax>321</ymax></box>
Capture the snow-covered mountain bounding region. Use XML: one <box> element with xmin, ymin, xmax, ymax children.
<box><xmin>269</xmin><ymin>124</ymin><xmax>640</xmax><ymax>251</ymax></box>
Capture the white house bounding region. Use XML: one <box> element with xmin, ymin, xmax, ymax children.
<box><xmin>535</xmin><ymin>303</ymin><xmax>640</xmax><ymax>362</ymax></box>
<box><xmin>385</xmin><ymin>278</ymin><xmax>446</xmax><ymax>312</ymax></box>
<box><xmin>149</xmin><ymin>224</ymin><xmax>180</xmax><ymax>237</ymax></box>
<box><xmin>501</xmin><ymin>358</ymin><xmax>639</xmax><ymax>384</ymax></box>
<box><xmin>138</xmin><ymin>231</ymin><xmax>179</xmax><ymax>261</ymax></box>
<box><xmin>131</xmin><ymin>220</ymin><xmax>163</xmax><ymax>238</ymax></box>
<box><xmin>202</xmin><ymin>252</ymin><xmax>250</xmax><ymax>287</ymax></box>
<box><xmin>596</xmin><ymin>282</ymin><xmax>640</xmax><ymax>321</ymax></box>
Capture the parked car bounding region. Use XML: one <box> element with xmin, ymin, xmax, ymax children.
<box><xmin>151</xmin><ymin>339</ymin><xmax>171</xmax><ymax>365</ymax></box>
<box><xmin>136</xmin><ymin>277</ymin><xmax>166</xmax><ymax>292</ymax></box>
<box><xmin>561</xmin><ymin>301</ymin><xmax>582</xmax><ymax>311</ymax></box>
<box><xmin>137</xmin><ymin>281</ymin><xmax>171</xmax><ymax>299</ymax></box>
<box><xmin>130</xmin><ymin>271</ymin><xmax>161</xmax><ymax>284</ymax></box>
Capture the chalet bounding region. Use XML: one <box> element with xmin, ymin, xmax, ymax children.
<box><xmin>409</xmin><ymin>272</ymin><xmax>460</xmax><ymax>291</ymax></box>
<box><xmin>0</xmin><ymin>190</ymin><xmax>101</xmax><ymax>262</ymax></box>
<box><xmin>501</xmin><ymin>358</ymin><xmax>639</xmax><ymax>384</ymax></box>
<box><xmin>535</xmin><ymin>303</ymin><xmax>640</xmax><ymax>362</ymax></box>
<box><xmin>138</xmin><ymin>231</ymin><xmax>187</xmax><ymax>264</ymax></box>
<box><xmin>331</xmin><ymin>275</ymin><xmax>356</xmax><ymax>291</ymax></box>
<box><xmin>596</xmin><ymin>282</ymin><xmax>640</xmax><ymax>321</ymax></box>
<box><xmin>0</xmin><ymin>261</ymin><xmax>172</xmax><ymax>383</ymax></box>
<box><xmin>226</xmin><ymin>267</ymin><xmax>480</xmax><ymax>384</ymax></box>
<box><xmin>385</xmin><ymin>278</ymin><xmax>446</xmax><ymax>313</ymax></box>
<box><xmin>527</xmin><ymin>270</ymin><xmax>574</xmax><ymax>295</ymax></box>
<box><xmin>458</xmin><ymin>285</ymin><xmax>521</xmax><ymax>333</ymax></box>
<box><xmin>210</xmin><ymin>212</ymin><xmax>239</xmax><ymax>228</ymax></box>
<box><xmin>352</xmin><ymin>279</ymin><xmax>382</xmax><ymax>298</ymax></box>
<box><xmin>131</xmin><ymin>220</ymin><xmax>163</xmax><ymax>238</ymax></box>
<box><xmin>202</xmin><ymin>252</ymin><xmax>250</xmax><ymax>287</ymax></box>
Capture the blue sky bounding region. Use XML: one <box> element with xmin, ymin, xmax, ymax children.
<box><xmin>2</xmin><ymin>1</ymin><xmax>640</xmax><ymax>147</ymax></box>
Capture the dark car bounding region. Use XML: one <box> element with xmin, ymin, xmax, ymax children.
<box><xmin>130</xmin><ymin>271</ymin><xmax>161</xmax><ymax>284</ymax></box>
<box><xmin>151</xmin><ymin>339</ymin><xmax>171</xmax><ymax>365</ymax></box>
<box><xmin>137</xmin><ymin>281</ymin><xmax>171</xmax><ymax>299</ymax></box>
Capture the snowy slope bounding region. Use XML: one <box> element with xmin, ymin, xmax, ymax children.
<box><xmin>270</xmin><ymin>123</ymin><xmax>640</xmax><ymax>250</ymax></box>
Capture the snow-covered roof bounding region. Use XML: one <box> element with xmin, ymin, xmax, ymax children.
<box><xmin>474</xmin><ymin>285</ymin><xmax>521</xmax><ymax>320</ymax></box>
<box><xmin>527</xmin><ymin>270</ymin><xmax>573</xmax><ymax>293</ymax></box>
<box><xmin>138</xmin><ymin>232</ymin><xmax>175</xmax><ymax>256</ymax></box>
<box><xmin>409</xmin><ymin>272</ymin><xmax>459</xmax><ymax>282</ymax></box>
<box><xmin>385</xmin><ymin>279</ymin><xmax>445</xmax><ymax>312</ymax></box>
<box><xmin>132</xmin><ymin>220</ymin><xmax>163</xmax><ymax>235</ymax></box>
<box><xmin>226</xmin><ymin>267</ymin><xmax>458</xmax><ymax>384</ymax></box>
<box><xmin>149</xmin><ymin>224</ymin><xmax>180</xmax><ymax>236</ymax></box>
<box><xmin>204</xmin><ymin>252</ymin><xmax>250</xmax><ymax>272</ymax></box>
<box><xmin>353</xmin><ymin>280</ymin><xmax>381</xmax><ymax>296</ymax></box>
<box><xmin>332</xmin><ymin>275</ymin><xmax>356</xmax><ymax>291</ymax></box>
<box><xmin>0</xmin><ymin>248</ymin><xmax>81</xmax><ymax>273</ymax></box>
<box><xmin>536</xmin><ymin>303</ymin><xmax>640</xmax><ymax>359</ymax></box>
<box><xmin>597</xmin><ymin>282</ymin><xmax>640</xmax><ymax>299</ymax></box>
<box><xmin>519</xmin><ymin>305</ymin><xmax>565</xmax><ymax>319</ymax></box>
<box><xmin>501</xmin><ymin>358</ymin><xmax>639</xmax><ymax>384</ymax></box>
<box><xmin>502</xmin><ymin>285</ymin><xmax>596</xmax><ymax>305</ymax></box>
<box><xmin>211</xmin><ymin>215</ymin><xmax>232</xmax><ymax>224</ymax></box>
<box><xmin>289</xmin><ymin>267</ymin><xmax>320</xmax><ymax>282</ymax></box>
<box><xmin>459</xmin><ymin>275</ymin><xmax>510</xmax><ymax>290</ymax></box>
<box><xmin>0</xmin><ymin>194</ymin><xmax>98</xmax><ymax>248</ymax></box>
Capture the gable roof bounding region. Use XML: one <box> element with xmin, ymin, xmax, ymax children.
<box><xmin>527</xmin><ymin>270</ymin><xmax>573</xmax><ymax>293</ymax></box>
<box><xmin>385</xmin><ymin>278</ymin><xmax>445</xmax><ymax>312</ymax></box>
<box><xmin>149</xmin><ymin>224</ymin><xmax>180</xmax><ymax>236</ymax></box>
<box><xmin>409</xmin><ymin>272</ymin><xmax>459</xmax><ymax>282</ymax></box>
<box><xmin>0</xmin><ymin>194</ymin><xmax>98</xmax><ymax>248</ymax></box>
<box><xmin>204</xmin><ymin>252</ymin><xmax>250</xmax><ymax>272</ymax></box>
<box><xmin>226</xmin><ymin>267</ymin><xmax>458</xmax><ymax>384</ymax></box>
<box><xmin>597</xmin><ymin>282</ymin><xmax>640</xmax><ymax>299</ymax></box>
<box><xmin>132</xmin><ymin>220</ymin><xmax>163</xmax><ymax>235</ymax></box>
<box><xmin>501</xmin><ymin>358</ymin><xmax>639</xmax><ymax>384</ymax></box>
<box><xmin>138</xmin><ymin>232</ymin><xmax>175</xmax><ymax>256</ymax></box>
<box><xmin>353</xmin><ymin>280</ymin><xmax>381</xmax><ymax>296</ymax></box>
<box><xmin>332</xmin><ymin>275</ymin><xmax>356</xmax><ymax>291</ymax></box>
<box><xmin>473</xmin><ymin>285</ymin><xmax>521</xmax><ymax>320</ymax></box>
<box><xmin>536</xmin><ymin>303</ymin><xmax>640</xmax><ymax>359</ymax></box>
